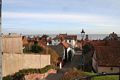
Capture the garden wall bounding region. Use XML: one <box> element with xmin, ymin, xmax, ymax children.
<box><xmin>2</xmin><ymin>53</ymin><xmax>50</xmax><ymax>76</ymax></box>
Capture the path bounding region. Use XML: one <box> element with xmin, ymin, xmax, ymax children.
<box><xmin>64</xmin><ymin>53</ymin><xmax>82</xmax><ymax>69</ymax></box>
<box><xmin>44</xmin><ymin>52</ymin><xmax>82</xmax><ymax>80</ymax></box>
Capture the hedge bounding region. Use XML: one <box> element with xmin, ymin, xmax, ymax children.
<box><xmin>3</xmin><ymin>65</ymin><xmax>59</xmax><ymax>80</ymax></box>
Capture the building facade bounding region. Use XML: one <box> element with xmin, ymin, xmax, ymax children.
<box><xmin>92</xmin><ymin>46</ymin><xmax>120</xmax><ymax>73</ymax></box>
<box><xmin>2</xmin><ymin>33</ymin><xmax>23</xmax><ymax>54</ymax></box>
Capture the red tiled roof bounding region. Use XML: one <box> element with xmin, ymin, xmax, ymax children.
<box><xmin>38</xmin><ymin>39</ymin><xmax>47</xmax><ymax>48</ymax></box>
<box><xmin>66</xmin><ymin>35</ymin><xmax>77</xmax><ymax>40</ymax></box>
<box><xmin>59</xmin><ymin>41</ymin><xmax>70</xmax><ymax>48</ymax></box>
<box><xmin>53</xmin><ymin>35</ymin><xmax>65</xmax><ymax>41</ymax></box>
<box><xmin>22</xmin><ymin>36</ymin><xmax>29</xmax><ymax>46</ymax></box>
<box><xmin>107</xmin><ymin>41</ymin><xmax>120</xmax><ymax>47</ymax></box>
<box><xmin>90</xmin><ymin>40</ymin><xmax>120</xmax><ymax>47</ymax></box>
<box><xmin>95</xmin><ymin>46</ymin><xmax>120</xmax><ymax>67</ymax></box>
<box><xmin>90</xmin><ymin>40</ymin><xmax>106</xmax><ymax>46</ymax></box>
<box><xmin>53</xmin><ymin>34</ymin><xmax>77</xmax><ymax>41</ymax></box>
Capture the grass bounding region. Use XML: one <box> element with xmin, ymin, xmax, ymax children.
<box><xmin>61</xmin><ymin>69</ymin><xmax>119</xmax><ymax>80</ymax></box>
<box><xmin>84</xmin><ymin>72</ymin><xmax>119</xmax><ymax>80</ymax></box>
<box><xmin>91</xmin><ymin>75</ymin><xmax>119</xmax><ymax>80</ymax></box>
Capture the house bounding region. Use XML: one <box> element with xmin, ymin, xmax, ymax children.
<box><xmin>52</xmin><ymin>36</ymin><xmax>61</xmax><ymax>45</ymax></box>
<box><xmin>52</xmin><ymin>34</ymin><xmax>66</xmax><ymax>45</ymax></box>
<box><xmin>65</xmin><ymin>35</ymin><xmax>77</xmax><ymax>48</ymax></box>
<box><xmin>22</xmin><ymin>36</ymin><xmax>38</xmax><ymax>52</ymax></box>
<box><xmin>47</xmin><ymin>37</ymin><xmax>52</xmax><ymax>45</ymax></box>
<box><xmin>2</xmin><ymin>33</ymin><xmax>23</xmax><ymax>54</ymax></box>
<box><xmin>22</xmin><ymin>34</ymin><xmax>49</xmax><ymax>51</ymax></box>
<box><xmin>74</xmin><ymin>40</ymin><xmax>82</xmax><ymax>51</ymax></box>
<box><xmin>49</xmin><ymin>45</ymin><xmax>64</xmax><ymax>57</ymax></box>
<box><xmin>104</xmin><ymin>32</ymin><xmax>119</xmax><ymax>40</ymax></box>
<box><xmin>118</xmin><ymin>37</ymin><xmax>120</xmax><ymax>41</ymax></box>
<box><xmin>50</xmin><ymin>41</ymin><xmax>75</xmax><ymax>63</ymax></box>
<box><xmin>92</xmin><ymin>46</ymin><xmax>120</xmax><ymax>73</ymax></box>
<box><xmin>79</xmin><ymin>40</ymin><xmax>120</xmax><ymax>72</ymax></box>
<box><xmin>38</xmin><ymin>37</ymin><xmax>47</xmax><ymax>49</ymax></box>
<box><xmin>52</xmin><ymin>34</ymin><xmax>77</xmax><ymax>48</ymax></box>
<box><xmin>22</xmin><ymin>36</ymin><xmax>28</xmax><ymax>47</ymax></box>
<box><xmin>90</xmin><ymin>40</ymin><xmax>120</xmax><ymax>47</ymax></box>
<box><xmin>61</xmin><ymin>41</ymin><xmax>75</xmax><ymax>62</ymax></box>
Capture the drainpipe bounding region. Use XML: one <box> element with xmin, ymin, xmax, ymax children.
<box><xmin>119</xmin><ymin>61</ymin><xmax>120</xmax><ymax>80</ymax></box>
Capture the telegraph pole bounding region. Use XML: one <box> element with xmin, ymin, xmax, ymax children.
<box><xmin>0</xmin><ymin>0</ymin><xmax>2</xmax><ymax>80</ymax></box>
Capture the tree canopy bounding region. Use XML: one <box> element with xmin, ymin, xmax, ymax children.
<box><xmin>31</xmin><ymin>41</ymin><xmax>43</xmax><ymax>53</ymax></box>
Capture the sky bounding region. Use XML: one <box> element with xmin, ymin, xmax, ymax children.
<box><xmin>2</xmin><ymin>0</ymin><xmax>120</xmax><ymax>34</ymax></box>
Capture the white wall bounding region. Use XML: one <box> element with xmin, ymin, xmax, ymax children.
<box><xmin>67</xmin><ymin>40</ymin><xmax>76</xmax><ymax>48</ymax></box>
<box><xmin>52</xmin><ymin>40</ymin><xmax>60</xmax><ymax>45</ymax></box>
<box><xmin>62</xmin><ymin>47</ymin><xmax>74</xmax><ymax>60</ymax></box>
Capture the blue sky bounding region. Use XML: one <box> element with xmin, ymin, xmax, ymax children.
<box><xmin>2</xmin><ymin>0</ymin><xmax>120</xmax><ymax>34</ymax></box>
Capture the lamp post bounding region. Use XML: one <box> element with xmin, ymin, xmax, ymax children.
<box><xmin>81</xmin><ymin>29</ymin><xmax>85</xmax><ymax>71</ymax></box>
<box><xmin>81</xmin><ymin>29</ymin><xmax>85</xmax><ymax>40</ymax></box>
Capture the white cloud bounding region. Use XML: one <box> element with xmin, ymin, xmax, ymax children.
<box><xmin>3</xmin><ymin>11</ymin><xmax>120</xmax><ymax>27</ymax></box>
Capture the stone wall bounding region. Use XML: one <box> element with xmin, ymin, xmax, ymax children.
<box><xmin>98</xmin><ymin>66</ymin><xmax>119</xmax><ymax>73</ymax></box>
<box><xmin>24</xmin><ymin>69</ymin><xmax>57</xmax><ymax>80</ymax></box>
<box><xmin>2</xmin><ymin>53</ymin><xmax>50</xmax><ymax>76</ymax></box>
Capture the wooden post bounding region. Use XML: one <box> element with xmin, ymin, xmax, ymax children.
<box><xmin>60</xmin><ymin>62</ymin><xmax>62</xmax><ymax>69</ymax></box>
<box><xmin>119</xmin><ymin>67</ymin><xmax>120</xmax><ymax>80</ymax></box>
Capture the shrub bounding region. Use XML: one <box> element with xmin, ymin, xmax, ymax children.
<box><xmin>31</xmin><ymin>44</ymin><xmax>43</xmax><ymax>53</ymax></box>
<box><xmin>3</xmin><ymin>65</ymin><xmax>58</xmax><ymax>80</ymax></box>
<box><xmin>3</xmin><ymin>75</ymin><xmax>13</xmax><ymax>80</ymax></box>
<box><xmin>61</xmin><ymin>69</ymin><xmax>86</xmax><ymax>80</ymax></box>
<box><xmin>30</xmin><ymin>41</ymin><xmax>43</xmax><ymax>53</ymax></box>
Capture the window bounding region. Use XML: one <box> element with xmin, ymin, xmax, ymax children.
<box><xmin>110</xmin><ymin>67</ymin><xmax>113</xmax><ymax>71</ymax></box>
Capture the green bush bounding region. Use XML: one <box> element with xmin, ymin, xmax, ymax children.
<box><xmin>3</xmin><ymin>73</ymin><xmax>24</xmax><ymax>80</ymax></box>
<box><xmin>92</xmin><ymin>75</ymin><xmax>119</xmax><ymax>80</ymax></box>
<box><xmin>31</xmin><ymin>45</ymin><xmax>42</xmax><ymax>53</ymax></box>
<box><xmin>3</xmin><ymin>75</ymin><xmax>13</xmax><ymax>80</ymax></box>
<box><xmin>84</xmin><ymin>72</ymin><xmax>119</xmax><ymax>80</ymax></box>
<box><xmin>3</xmin><ymin>65</ymin><xmax>59</xmax><ymax>80</ymax></box>
<box><xmin>31</xmin><ymin>43</ymin><xmax>43</xmax><ymax>53</ymax></box>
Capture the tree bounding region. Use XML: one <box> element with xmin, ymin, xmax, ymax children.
<box><xmin>82</xmin><ymin>44</ymin><xmax>91</xmax><ymax>54</ymax></box>
<box><xmin>82</xmin><ymin>43</ymin><xmax>94</xmax><ymax>72</ymax></box>
<box><xmin>31</xmin><ymin>41</ymin><xmax>43</xmax><ymax>53</ymax></box>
